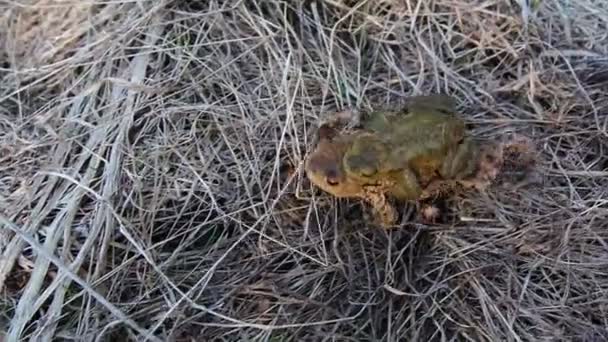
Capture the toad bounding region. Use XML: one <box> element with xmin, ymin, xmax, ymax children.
<box><xmin>305</xmin><ymin>94</ymin><xmax>489</xmax><ymax>227</ymax></box>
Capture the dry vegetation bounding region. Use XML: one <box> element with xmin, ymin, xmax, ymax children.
<box><xmin>1</xmin><ymin>0</ymin><xmax>608</xmax><ymax>341</ymax></box>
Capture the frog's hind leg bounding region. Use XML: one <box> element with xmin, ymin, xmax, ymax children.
<box><xmin>440</xmin><ymin>138</ymin><xmax>479</xmax><ymax>179</ymax></box>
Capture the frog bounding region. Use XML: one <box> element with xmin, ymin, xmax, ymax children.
<box><xmin>343</xmin><ymin>94</ymin><xmax>479</xmax><ymax>200</ymax></box>
<box><xmin>304</xmin><ymin>124</ymin><xmax>399</xmax><ymax>226</ymax></box>
<box><xmin>305</xmin><ymin>94</ymin><xmax>481</xmax><ymax>227</ymax></box>
<box><xmin>304</xmin><ymin>124</ymin><xmax>364</xmax><ymax>198</ymax></box>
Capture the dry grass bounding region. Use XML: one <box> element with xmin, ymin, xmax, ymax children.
<box><xmin>1</xmin><ymin>0</ymin><xmax>608</xmax><ymax>341</ymax></box>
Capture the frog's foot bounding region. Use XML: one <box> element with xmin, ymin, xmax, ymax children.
<box><xmin>362</xmin><ymin>188</ymin><xmax>397</xmax><ymax>228</ymax></box>
<box><xmin>419</xmin><ymin>179</ymin><xmax>459</xmax><ymax>201</ymax></box>
<box><xmin>418</xmin><ymin>202</ymin><xmax>441</xmax><ymax>224</ymax></box>
<box><xmin>458</xmin><ymin>142</ymin><xmax>504</xmax><ymax>191</ymax></box>
<box><xmin>497</xmin><ymin>134</ymin><xmax>539</xmax><ymax>187</ymax></box>
<box><xmin>501</xmin><ymin>134</ymin><xmax>535</xmax><ymax>165</ymax></box>
<box><xmin>415</xmin><ymin>193</ymin><xmax>453</xmax><ymax>224</ymax></box>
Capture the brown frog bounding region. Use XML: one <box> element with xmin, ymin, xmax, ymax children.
<box><xmin>305</xmin><ymin>94</ymin><xmax>480</xmax><ymax>227</ymax></box>
<box><xmin>344</xmin><ymin>94</ymin><xmax>479</xmax><ymax>199</ymax></box>
<box><xmin>305</xmin><ymin>124</ymin><xmax>399</xmax><ymax>225</ymax></box>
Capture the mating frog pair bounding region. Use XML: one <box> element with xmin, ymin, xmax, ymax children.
<box><xmin>305</xmin><ymin>94</ymin><xmax>482</xmax><ymax>227</ymax></box>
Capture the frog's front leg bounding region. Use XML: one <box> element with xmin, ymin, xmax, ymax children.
<box><xmin>440</xmin><ymin>137</ymin><xmax>479</xmax><ymax>180</ymax></box>
<box><xmin>362</xmin><ymin>188</ymin><xmax>397</xmax><ymax>228</ymax></box>
<box><xmin>419</xmin><ymin>179</ymin><xmax>459</xmax><ymax>200</ymax></box>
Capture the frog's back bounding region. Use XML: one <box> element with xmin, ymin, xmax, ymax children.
<box><xmin>387</xmin><ymin>96</ymin><xmax>466</xmax><ymax>183</ymax></box>
<box><xmin>383</xmin><ymin>107</ymin><xmax>465</xmax><ymax>148</ymax></box>
<box><xmin>362</xmin><ymin>94</ymin><xmax>462</xmax><ymax>139</ymax></box>
<box><xmin>360</xmin><ymin>93</ymin><xmax>465</xmax><ymax>168</ymax></box>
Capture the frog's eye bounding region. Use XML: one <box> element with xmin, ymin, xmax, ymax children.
<box><xmin>359</xmin><ymin>166</ymin><xmax>377</xmax><ymax>177</ymax></box>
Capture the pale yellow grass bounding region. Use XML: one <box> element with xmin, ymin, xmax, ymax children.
<box><xmin>1</xmin><ymin>0</ymin><xmax>608</xmax><ymax>341</ymax></box>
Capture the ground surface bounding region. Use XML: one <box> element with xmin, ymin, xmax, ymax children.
<box><xmin>1</xmin><ymin>1</ymin><xmax>608</xmax><ymax>341</ymax></box>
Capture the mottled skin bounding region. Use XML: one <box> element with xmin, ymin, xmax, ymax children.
<box><xmin>305</xmin><ymin>125</ymin><xmax>398</xmax><ymax>225</ymax></box>
<box><xmin>344</xmin><ymin>95</ymin><xmax>478</xmax><ymax>200</ymax></box>
<box><xmin>305</xmin><ymin>94</ymin><xmax>479</xmax><ymax>227</ymax></box>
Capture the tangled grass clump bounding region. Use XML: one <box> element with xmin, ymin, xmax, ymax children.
<box><xmin>1</xmin><ymin>0</ymin><xmax>608</xmax><ymax>340</ymax></box>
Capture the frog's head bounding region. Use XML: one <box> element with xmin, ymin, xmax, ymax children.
<box><xmin>305</xmin><ymin>124</ymin><xmax>364</xmax><ymax>198</ymax></box>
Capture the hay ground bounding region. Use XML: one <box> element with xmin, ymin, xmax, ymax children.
<box><xmin>1</xmin><ymin>0</ymin><xmax>608</xmax><ymax>341</ymax></box>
